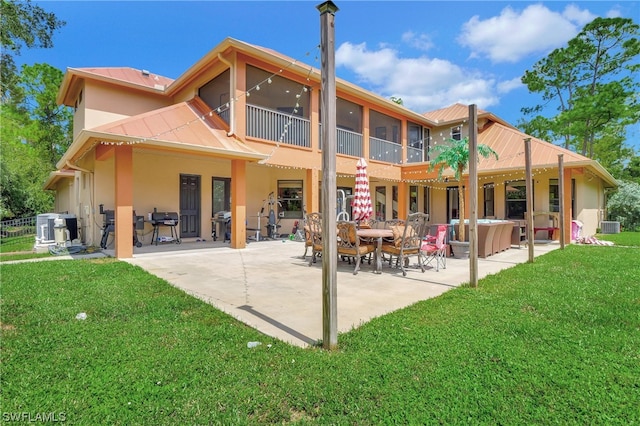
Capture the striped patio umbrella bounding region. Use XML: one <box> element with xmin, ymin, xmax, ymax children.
<box><xmin>351</xmin><ymin>158</ymin><xmax>373</xmax><ymax>222</ymax></box>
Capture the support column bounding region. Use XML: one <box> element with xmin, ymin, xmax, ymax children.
<box><xmin>397</xmin><ymin>182</ymin><xmax>408</xmax><ymax>219</ymax></box>
<box><xmin>310</xmin><ymin>88</ymin><xmax>320</xmax><ymax>152</ymax></box>
<box><xmin>115</xmin><ymin>146</ymin><xmax>133</xmax><ymax>259</ymax></box>
<box><xmin>362</xmin><ymin>106</ymin><xmax>370</xmax><ymax>160</ymax></box>
<box><xmin>306</xmin><ymin>168</ymin><xmax>320</xmax><ymax>214</ymax></box>
<box><xmin>231</xmin><ymin>159</ymin><xmax>247</xmax><ymax>248</ymax></box>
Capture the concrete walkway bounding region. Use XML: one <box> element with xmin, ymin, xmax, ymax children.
<box><xmin>123</xmin><ymin>239</ymin><xmax>560</xmax><ymax>348</ymax></box>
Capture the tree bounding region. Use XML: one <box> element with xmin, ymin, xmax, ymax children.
<box><xmin>19</xmin><ymin>63</ymin><xmax>72</xmax><ymax>167</ymax></box>
<box><xmin>428</xmin><ymin>137</ymin><xmax>498</xmax><ymax>241</ymax></box>
<box><xmin>520</xmin><ymin>17</ymin><xmax>639</xmax><ymax>163</ymax></box>
<box><xmin>607</xmin><ymin>180</ymin><xmax>640</xmax><ymax>231</ymax></box>
<box><xmin>0</xmin><ymin>63</ymin><xmax>71</xmax><ymax>219</ymax></box>
<box><xmin>1</xmin><ymin>0</ymin><xmax>65</xmax><ymax>105</ymax></box>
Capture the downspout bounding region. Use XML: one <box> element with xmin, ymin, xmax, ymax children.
<box><xmin>217</xmin><ymin>53</ymin><xmax>235</xmax><ymax>137</ymax></box>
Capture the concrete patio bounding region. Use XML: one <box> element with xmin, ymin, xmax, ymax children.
<box><xmin>118</xmin><ymin>238</ymin><xmax>560</xmax><ymax>348</ymax></box>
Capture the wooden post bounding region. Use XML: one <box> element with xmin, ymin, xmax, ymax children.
<box><xmin>558</xmin><ymin>154</ymin><xmax>565</xmax><ymax>249</ymax></box>
<box><xmin>468</xmin><ymin>105</ymin><xmax>478</xmax><ymax>288</ymax></box>
<box><xmin>318</xmin><ymin>0</ymin><xmax>339</xmax><ymax>350</ymax></box>
<box><xmin>524</xmin><ymin>138</ymin><xmax>534</xmax><ymax>263</ymax></box>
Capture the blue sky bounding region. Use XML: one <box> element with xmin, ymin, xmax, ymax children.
<box><xmin>18</xmin><ymin>1</ymin><xmax>640</xmax><ymax>149</ymax></box>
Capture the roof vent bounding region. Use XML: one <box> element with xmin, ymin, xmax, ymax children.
<box><xmin>142</xmin><ymin>69</ymin><xmax>150</xmax><ymax>76</ymax></box>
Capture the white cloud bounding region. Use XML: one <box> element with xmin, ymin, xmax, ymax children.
<box><xmin>497</xmin><ymin>77</ymin><xmax>523</xmax><ymax>94</ymax></box>
<box><xmin>336</xmin><ymin>41</ymin><xmax>503</xmax><ymax>113</ymax></box>
<box><xmin>606</xmin><ymin>8</ymin><xmax>622</xmax><ymax>18</ymax></box>
<box><xmin>401</xmin><ymin>31</ymin><xmax>434</xmax><ymax>51</ymax></box>
<box><xmin>562</xmin><ymin>4</ymin><xmax>597</xmax><ymax>26</ymax></box>
<box><xmin>457</xmin><ymin>4</ymin><xmax>597</xmax><ymax>63</ymax></box>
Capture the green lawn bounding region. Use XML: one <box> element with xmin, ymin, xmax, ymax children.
<box><xmin>2</xmin><ymin>245</ymin><xmax>639</xmax><ymax>424</ymax></box>
<box><xmin>596</xmin><ymin>231</ymin><xmax>640</xmax><ymax>247</ymax></box>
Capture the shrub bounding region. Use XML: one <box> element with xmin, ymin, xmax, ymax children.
<box><xmin>607</xmin><ymin>180</ymin><xmax>640</xmax><ymax>231</ymax></box>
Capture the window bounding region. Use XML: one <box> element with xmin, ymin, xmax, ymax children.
<box><xmin>375</xmin><ymin>186</ymin><xmax>386</xmax><ymax>221</ymax></box>
<box><xmin>424</xmin><ymin>128</ymin><xmax>431</xmax><ymax>161</ymax></box>
<box><xmin>407</xmin><ymin>123</ymin><xmax>429</xmax><ymax>163</ymax></box>
<box><xmin>212</xmin><ymin>177</ymin><xmax>231</xmax><ymax>214</ymax></box>
<box><xmin>451</xmin><ymin>126</ymin><xmax>461</xmax><ymax>140</ymax></box>
<box><xmin>549</xmin><ymin>179</ymin><xmax>559</xmax><ymax>212</ymax></box>
<box><xmin>246</xmin><ymin>65</ymin><xmax>310</xmax><ymax>119</ymax></box>
<box><xmin>506</xmin><ymin>180</ymin><xmax>530</xmax><ymax>219</ymax></box>
<box><xmin>392</xmin><ymin>185</ymin><xmax>398</xmax><ymax>219</ymax></box>
<box><xmin>549</xmin><ymin>178</ymin><xmax>576</xmax><ymax>218</ymax></box>
<box><xmin>483</xmin><ymin>183</ymin><xmax>494</xmax><ymax>217</ymax></box>
<box><xmin>277</xmin><ymin>180</ymin><xmax>303</xmax><ymax>219</ymax></box>
<box><xmin>423</xmin><ymin>187</ymin><xmax>430</xmax><ymax>216</ymax></box>
<box><xmin>370</xmin><ymin>110</ymin><xmax>401</xmax><ymax>143</ymax></box>
<box><xmin>336</xmin><ymin>98</ymin><xmax>362</xmax><ymax>133</ymax></box>
<box><xmin>199</xmin><ymin>70</ymin><xmax>231</xmax><ymax>122</ymax></box>
<box><xmin>410</xmin><ymin>186</ymin><xmax>418</xmax><ymax>213</ymax></box>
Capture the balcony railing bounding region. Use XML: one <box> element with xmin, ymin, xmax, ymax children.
<box><xmin>369</xmin><ymin>137</ymin><xmax>402</xmax><ymax>164</ymax></box>
<box><xmin>406</xmin><ymin>146</ymin><xmax>424</xmax><ymax>163</ymax></box>
<box><xmin>319</xmin><ymin>125</ymin><xmax>363</xmax><ymax>157</ymax></box>
<box><xmin>337</xmin><ymin>128</ymin><xmax>363</xmax><ymax>158</ymax></box>
<box><xmin>246</xmin><ymin>104</ymin><xmax>310</xmax><ymax>148</ymax></box>
<box><xmin>216</xmin><ymin>107</ymin><xmax>230</xmax><ymax>124</ymax></box>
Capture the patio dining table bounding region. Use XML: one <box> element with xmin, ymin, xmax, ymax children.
<box><xmin>357</xmin><ymin>228</ymin><xmax>393</xmax><ymax>274</ymax></box>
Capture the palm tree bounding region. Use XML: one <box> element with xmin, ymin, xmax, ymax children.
<box><xmin>428</xmin><ymin>137</ymin><xmax>498</xmax><ymax>242</ymax></box>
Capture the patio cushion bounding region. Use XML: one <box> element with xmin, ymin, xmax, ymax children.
<box><xmin>391</xmin><ymin>225</ymin><xmax>415</xmax><ymax>247</ymax></box>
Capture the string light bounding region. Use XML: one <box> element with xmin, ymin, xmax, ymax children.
<box><xmin>89</xmin><ymin>44</ymin><xmax>570</xmax><ymax>198</ymax></box>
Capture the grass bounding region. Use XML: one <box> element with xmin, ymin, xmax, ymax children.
<box><xmin>2</xmin><ymin>246</ymin><xmax>639</xmax><ymax>424</ymax></box>
<box><xmin>596</xmin><ymin>230</ymin><xmax>640</xmax><ymax>247</ymax></box>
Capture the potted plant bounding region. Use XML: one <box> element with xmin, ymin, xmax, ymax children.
<box><xmin>428</xmin><ymin>136</ymin><xmax>498</xmax><ymax>258</ymax></box>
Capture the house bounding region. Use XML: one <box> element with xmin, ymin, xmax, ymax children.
<box><xmin>45</xmin><ymin>37</ymin><xmax>617</xmax><ymax>258</ymax></box>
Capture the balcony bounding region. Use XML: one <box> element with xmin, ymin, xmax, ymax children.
<box><xmin>406</xmin><ymin>146</ymin><xmax>424</xmax><ymax>164</ymax></box>
<box><xmin>246</xmin><ymin>104</ymin><xmax>310</xmax><ymax>148</ymax></box>
<box><xmin>369</xmin><ymin>137</ymin><xmax>402</xmax><ymax>164</ymax></box>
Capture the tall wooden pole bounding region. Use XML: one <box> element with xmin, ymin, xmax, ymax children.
<box><xmin>468</xmin><ymin>105</ymin><xmax>478</xmax><ymax>288</ymax></box>
<box><xmin>558</xmin><ymin>154</ymin><xmax>565</xmax><ymax>249</ymax></box>
<box><xmin>524</xmin><ymin>138</ymin><xmax>534</xmax><ymax>263</ymax></box>
<box><xmin>318</xmin><ymin>0</ymin><xmax>338</xmax><ymax>350</ymax></box>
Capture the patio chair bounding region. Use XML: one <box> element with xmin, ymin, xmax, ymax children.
<box><xmin>422</xmin><ymin>224</ymin><xmax>447</xmax><ymax>271</ymax></box>
<box><xmin>381</xmin><ymin>212</ymin><xmax>430</xmax><ymax>276</ymax></box>
<box><xmin>337</xmin><ymin>221</ymin><xmax>375</xmax><ymax>275</ymax></box>
<box><xmin>306</xmin><ymin>212</ymin><xmax>323</xmax><ymax>266</ymax></box>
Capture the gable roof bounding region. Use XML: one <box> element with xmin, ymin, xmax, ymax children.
<box><xmin>423</xmin><ymin>103</ymin><xmax>515</xmax><ymax>129</ymax></box>
<box><xmin>477</xmin><ymin>122</ymin><xmax>617</xmax><ymax>186</ymax></box>
<box><xmin>56</xmin><ymin>97</ymin><xmax>267</xmax><ymax>170</ymax></box>
<box><xmin>57</xmin><ymin>67</ymin><xmax>174</xmax><ymax>106</ymax></box>
<box><xmin>92</xmin><ymin>96</ymin><xmax>267</xmax><ymax>160</ymax></box>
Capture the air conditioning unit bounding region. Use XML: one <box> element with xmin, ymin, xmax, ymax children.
<box><xmin>35</xmin><ymin>213</ymin><xmax>79</xmax><ymax>244</ymax></box>
<box><xmin>36</xmin><ymin>213</ymin><xmax>59</xmax><ymax>243</ymax></box>
<box><xmin>600</xmin><ymin>221</ymin><xmax>620</xmax><ymax>234</ymax></box>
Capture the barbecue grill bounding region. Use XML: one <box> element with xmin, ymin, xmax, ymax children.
<box><xmin>212</xmin><ymin>211</ymin><xmax>231</xmax><ymax>242</ymax></box>
<box><xmin>151</xmin><ymin>211</ymin><xmax>181</xmax><ymax>245</ymax></box>
<box><xmin>99</xmin><ymin>205</ymin><xmax>143</xmax><ymax>249</ymax></box>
